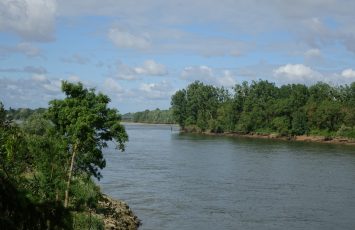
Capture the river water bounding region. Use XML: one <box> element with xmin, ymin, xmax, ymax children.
<box><xmin>99</xmin><ymin>123</ymin><xmax>355</xmax><ymax>230</ymax></box>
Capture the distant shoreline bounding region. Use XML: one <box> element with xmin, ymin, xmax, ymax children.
<box><xmin>181</xmin><ymin>130</ymin><xmax>355</xmax><ymax>146</ymax></box>
<box><xmin>121</xmin><ymin>122</ymin><xmax>355</xmax><ymax>146</ymax></box>
<box><xmin>122</xmin><ymin>121</ymin><xmax>177</xmax><ymax>126</ymax></box>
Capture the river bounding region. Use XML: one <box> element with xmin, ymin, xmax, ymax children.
<box><xmin>99</xmin><ymin>123</ymin><xmax>355</xmax><ymax>230</ymax></box>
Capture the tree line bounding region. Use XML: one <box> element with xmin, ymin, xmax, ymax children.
<box><xmin>0</xmin><ymin>82</ymin><xmax>127</xmax><ymax>229</ymax></box>
<box><xmin>171</xmin><ymin>80</ymin><xmax>355</xmax><ymax>138</ymax></box>
<box><xmin>123</xmin><ymin>109</ymin><xmax>174</xmax><ymax>124</ymax></box>
<box><xmin>6</xmin><ymin>107</ymin><xmax>46</xmax><ymax>121</ymax></box>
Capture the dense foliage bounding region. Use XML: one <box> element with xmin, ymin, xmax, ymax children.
<box><xmin>171</xmin><ymin>80</ymin><xmax>355</xmax><ymax>138</ymax></box>
<box><xmin>0</xmin><ymin>82</ymin><xmax>127</xmax><ymax>229</ymax></box>
<box><xmin>123</xmin><ymin>109</ymin><xmax>174</xmax><ymax>124</ymax></box>
<box><xmin>6</xmin><ymin>107</ymin><xmax>46</xmax><ymax>121</ymax></box>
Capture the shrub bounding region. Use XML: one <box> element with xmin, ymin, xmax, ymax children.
<box><xmin>337</xmin><ymin>125</ymin><xmax>355</xmax><ymax>138</ymax></box>
<box><xmin>72</xmin><ymin>212</ymin><xmax>104</xmax><ymax>230</ymax></box>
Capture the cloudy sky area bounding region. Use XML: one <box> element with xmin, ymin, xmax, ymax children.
<box><xmin>1</xmin><ymin>0</ymin><xmax>355</xmax><ymax>112</ymax></box>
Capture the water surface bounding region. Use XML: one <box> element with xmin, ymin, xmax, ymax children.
<box><xmin>99</xmin><ymin>124</ymin><xmax>355</xmax><ymax>230</ymax></box>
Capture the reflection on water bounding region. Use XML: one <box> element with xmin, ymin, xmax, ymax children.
<box><xmin>99</xmin><ymin>124</ymin><xmax>355</xmax><ymax>230</ymax></box>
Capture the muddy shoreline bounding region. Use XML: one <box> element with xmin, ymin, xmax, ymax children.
<box><xmin>182</xmin><ymin>130</ymin><xmax>355</xmax><ymax>146</ymax></box>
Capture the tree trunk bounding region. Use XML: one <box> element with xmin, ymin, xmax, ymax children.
<box><xmin>64</xmin><ymin>142</ymin><xmax>78</xmax><ymax>208</ymax></box>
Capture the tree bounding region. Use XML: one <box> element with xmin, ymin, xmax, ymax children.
<box><xmin>22</xmin><ymin>114</ymin><xmax>68</xmax><ymax>203</ymax></box>
<box><xmin>272</xmin><ymin>116</ymin><xmax>290</xmax><ymax>136</ymax></box>
<box><xmin>46</xmin><ymin>81</ymin><xmax>128</xmax><ymax>208</ymax></box>
<box><xmin>171</xmin><ymin>89</ymin><xmax>187</xmax><ymax>128</ymax></box>
<box><xmin>0</xmin><ymin>102</ymin><xmax>72</xmax><ymax>229</ymax></box>
<box><xmin>0</xmin><ymin>102</ymin><xmax>5</xmax><ymax>124</ymax></box>
<box><xmin>308</xmin><ymin>82</ymin><xmax>334</xmax><ymax>103</ymax></box>
<box><xmin>170</xmin><ymin>80</ymin><xmax>355</xmax><ymax>138</ymax></box>
<box><xmin>312</xmin><ymin>100</ymin><xmax>343</xmax><ymax>131</ymax></box>
<box><xmin>291</xmin><ymin>110</ymin><xmax>308</xmax><ymax>135</ymax></box>
<box><xmin>0</xmin><ymin>106</ymin><xmax>29</xmax><ymax>184</ymax></box>
<box><xmin>185</xmin><ymin>81</ymin><xmax>220</xmax><ymax>131</ymax></box>
<box><xmin>215</xmin><ymin>99</ymin><xmax>235</xmax><ymax>132</ymax></box>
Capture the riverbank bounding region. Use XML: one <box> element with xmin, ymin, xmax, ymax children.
<box><xmin>182</xmin><ymin>129</ymin><xmax>355</xmax><ymax>146</ymax></box>
<box><xmin>122</xmin><ymin>121</ymin><xmax>177</xmax><ymax>125</ymax></box>
<box><xmin>95</xmin><ymin>194</ymin><xmax>141</xmax><ymax>230</ymax></box>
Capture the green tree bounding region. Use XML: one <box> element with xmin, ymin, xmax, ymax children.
<box><xmin>186</xmin><ymin>81</ymin><xmax>220</xmax><ymax>131</ymax></box>
<box><xmin>170</xmin><ymin>80</ymin><xmax>355</xmax><ymax>139</ymax></box>
<box><xmin>308</xmin><ymin>82</ymin><xmax>334</xmax><ymax>103</ymax></box>
<box><xmin>291</xmin><ymin>110</ymin><xmax>308</xmax><ymax>135</ymax></box>
<box><xmin>236</xmin><ymin>80</ymin><xmax>278</xmax><ymax>132</ymax></box>
<box><xmin>0</xmin><ymin>114</ymin><xmax>29</xmax><ymax>184</ymax></box>
<box><xmin>215</xmin><ymin>100</ymin><xmax>235</xmax><ymax>132</ymax></box>
<box><xmin>0</xmin><ymin>102</ymin><xmax>5</xmax><ymax>123</ymax></box>
<box><xmin>0</xmin><ymin>102</ymin><xmax>72</xmax><ymax>229</ymax></box>
<box><xmin>171</xmin><ymin>89</ymin><xmax>187</xmax><ymax>128</ymax></box>
<box><xmin>312</xmin><ymin>100</ymin><xmax>344</xmax><ymax>131</ymax></box>
<box><xmin>22</xmin><ymin>114</ymin><xmax>68</xmax><ymax>203</ymax></box>
<box><xmin>272</xmin><ymin>116</ymin><xmax>290</xmax><ymax>136</ymax></box>
<box><xmin>46</xmin><ymin>81</ymin><xmax>128</xmax><ymax>208</ymax></box>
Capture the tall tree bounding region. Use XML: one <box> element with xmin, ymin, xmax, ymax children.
<box><xmin>46</xmin><ymin>81</ymin><xmax>128</xmax><ymax>208</ymax></box>
<box><xmin>171</xmin><ymin>89</ymin><xmax>187</xmax><ymax>128</ymax></box>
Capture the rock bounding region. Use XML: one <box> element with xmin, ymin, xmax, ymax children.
<box><xmin>95</xmin><ymin>194</ymin><xmax>141</xmax><ymax>230</ymax></box>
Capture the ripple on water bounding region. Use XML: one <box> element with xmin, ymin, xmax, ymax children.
<box><xmin>99</xmin><ymin>124</ymin><xmax>355</xmax><ymax>230</ymax></box>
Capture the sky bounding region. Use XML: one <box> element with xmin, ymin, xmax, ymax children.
<box><xmin>1</xmin><ymin>0</ymin><xmax>355</xmax><ymax>113</ymax></box>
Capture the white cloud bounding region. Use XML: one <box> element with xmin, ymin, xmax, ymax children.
<box><xmin>32</xmin><ymin>74</ymin><xmax>48</xmax><ymax>82</ymax></box>
<box><xmin>217</xmin><ymin>70</ymin><xmax>237</xmax><ymax>87</ymax></box>
<box><xmin>0</xmin><ymin>0</ymin><xmax>57</xmax><ymax>41</ymax></box>
<box><xmin>139</xmin><ymin>80</ymin><xmax>173</xmax><ymax>100</ymax></box>
<box><xmin>134</xmin><ymin>60</ymin><xmax>168</xmax><ymax>76</ymax></box>
<box><xmin>103</xmin><ymin>78</ymin><xmax>124</xmax><ymax>94</ymax></box>
<box><xmin>108</xmin><ymin>28</ymin><xmax>150</xmax><ymax>50</ymax></box>
<box><xmin>157</xmin><ymin>33</ymin><xmax>247</xmax><ymax>57</ymax></box>
<box><xmin>341</xmin><ymin>69</ymin><xmax>355</xmax><ymax>79</ymax></box>
<box><xmin>0</xmin><ymin>66</ymin><xmax>47</xmax><ymax>74</ymax></box>
<box><xmin>181</xmin><ymin>66</ymin><xmax>214</xmax><ymax>82</ymax></box>
<box><xmin>16</xmin><ymin>42</ymin><xmax>42</xmax><ymax>57</ymax></box>
<box><xmin>304</xmin><ymin>17</ymin><xmax>327</xmax><ymax>35</ymax></box>
<box><xmin>305</xmin><ymin>48</ymin><xmax>321</xmax><ymax>58</ymax></box>
<box><xmin>114</xmin><ymin>62</ymin><xmax>139</xmax><ymax>80</ymax></box>
<box><xmin>0</xmin><ymin>42</ymin><xmax>42</xmax><ymax>58</ymax></box>
<box><xmin>24</xmin><ymin>66</ymin><xmax>47</xmax><ymax>74</ymax></box>
<box><xmin>181</xmin><ymin>65</ymin><xmax>236</xmax><ymax>87</ymax></box>
<box><xmin>67</xmin><ymin>75</ymin><xmax>81</xmax><ymax>82</ymax></box>
<box><xmin>112</xmin><ymin>60</ymin><xmax>168</xmax><ymax>80</ymax></box>
<box><xmin>273</xmin><ymin>64</ymin><xmax>323</xmax><ymax>84</ymax></box>
<box><xmin>41</xmin><ymin>79</ymin><xmax>62</xmax><ymax>94</ymax></box>
<box><xmin>55</xmin><ymin>1</ymin><xmax>355</xmax><ymax>55</ymax></box>
<box><xmin>0</xmin><ymin>75</ymin><xmax>63</xmax><ymax>108</ymax></box>
<box><xmin>61</xmin><ymin>54</ymin><xmax>90</xmax><ymax>65</ymax></box>
<box><xmin>106</xmin><ymin>22</ymin><xmax>247</xmax><ymax>57</ymax></box>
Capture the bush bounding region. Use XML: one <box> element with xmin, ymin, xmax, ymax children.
<box><xmin>208</xmin><ymin>119</ymin><xmax>224</xmax><ymax>133</ymax></box>
<box><xmin>272</xmin><ymin>116</ymin><xmax>290</xmax><ymax>136</ymax></box>
<box><xmin>291</xmin><ymin>110</ymin><xmax>308</xmax><ymax>135</ymax></box>
<box><xmin>70</xmin><ymin>176</ymin><xmax>101</xmax><ymax>210</ymax></box>
<box><xmin>337</xmin><ymin>125</ymin><xmax>355</xmax><ymax>138</ymax></box>
<box><xmin>72</xmin><ymin>212</ymin><xmax>104</xmax><ymax>230</ymax></box>
<box><xmin>309</xmin><ymin>129</ymin><xmax>335</xmax><ymax>138</ymax></box>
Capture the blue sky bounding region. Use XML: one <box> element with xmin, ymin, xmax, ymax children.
<box><xmin>1</xmin><ymin>0</ymin><xmax>355</xmax><ymax>113</ymax></box>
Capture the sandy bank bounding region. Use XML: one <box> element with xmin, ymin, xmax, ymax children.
<box><xmin>183</xmin><ymin>130</ymin><xmax>355</xmax><ymax>146</ymax></box>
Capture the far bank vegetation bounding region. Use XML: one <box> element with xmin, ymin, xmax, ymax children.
<box><xmin>171</xmin><ymin>80</ymin><xmax>355</xmax><ymax>139</ymax></box>
<box><xmin>123</xmin><ymin>109</ymin><xmax>174</xmax><ymax>124</ymax></box>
